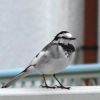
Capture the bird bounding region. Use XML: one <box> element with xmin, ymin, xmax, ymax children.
<box><xmin>1</xmin><ymin>31</ymin><xmax>76</xmax><ymax>89</ymax></box>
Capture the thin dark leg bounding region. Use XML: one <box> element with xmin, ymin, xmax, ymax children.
<box><xmin>53</xmin><ymin>74</ymin><xmax>70</xmax><ymax>89</ymax></box>
<box><xmin>40</xmin><ymin>74</ymin><xmax>56</xmax><ymax>89</ymax></box>
<box><xmin>42</xmin><ymin>74</ymin><xmax>48</xmax><ymax>86</ymax></box>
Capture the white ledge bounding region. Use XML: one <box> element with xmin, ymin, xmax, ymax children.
<box><xmin>0</xmin><ymin>86</ymin><xmax>100</xmax><ymax>100</ymax></box>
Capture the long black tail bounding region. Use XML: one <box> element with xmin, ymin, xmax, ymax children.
<box><xmin>1</xmin><ymin>65</ymin><xmax>34</xmax><ymax>88</ymax></box>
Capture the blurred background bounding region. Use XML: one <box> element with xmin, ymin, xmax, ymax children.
<box><xmin>0</xmin><ymin>0</ymin><xmax>100</xmax><ymax>88</ymax></box>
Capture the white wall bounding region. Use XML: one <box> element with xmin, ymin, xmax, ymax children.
<box><xmin>0</xmin><ymin>0</ymin><xmax>84</xmax><ymax>69</ymax></box>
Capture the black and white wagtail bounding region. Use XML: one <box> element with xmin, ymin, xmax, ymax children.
<box><xmin>1</xmin><ymin>31</ymin><xmax>76</xmax><ymax>89</ymax></box>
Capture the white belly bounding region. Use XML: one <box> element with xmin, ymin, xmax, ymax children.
<box><xmin>35</xmin><ymin>52</ymin><xmax>75</xmax><ymax>74</ymax></box>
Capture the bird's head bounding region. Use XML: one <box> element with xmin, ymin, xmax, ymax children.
<box><xmin>53</xmin><ymin>31</ymin><xmax>76</xmax><ymax>44</ymax></box>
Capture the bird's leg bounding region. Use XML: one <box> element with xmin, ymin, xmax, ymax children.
<box><xmin>40</xmin><ymin>74</ymin><xmax>56</xmax><ymax>89</ymax></box>
<box><xmin>53</xmin><ymin>74</ymin><xmax>70</xmax><ymax>89</ymax></box>
<box><xmin>41</xmin><ymin>74</ymin><xmax>48</xmax><ymax>87</ymax></box>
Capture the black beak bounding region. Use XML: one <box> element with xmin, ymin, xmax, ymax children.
<box><xmin>69</xmin><ymin>37</ymin><xmax>76</xmax><ymax>40</ymax></box>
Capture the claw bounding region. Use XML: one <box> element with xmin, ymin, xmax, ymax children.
<box><xmin>56</xmin><ymin>85</ymin><xmax>71</xmax><ymax>89</ymax></box>
<box><xmin>40</xmin><ymin>84</ymin><xmax>56</xmax><ymax>89</ymax></box>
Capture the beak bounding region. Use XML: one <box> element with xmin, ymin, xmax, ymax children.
<box><xmin>69</xmin><ymin>37</ymin><xmax>76</xmax><ymax>40</ymax></box>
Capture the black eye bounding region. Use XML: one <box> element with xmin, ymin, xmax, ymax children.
<box><xmin>61</xmin><ymin>36</ymin><xmax>68</xmax><ymax>39</ymax></box>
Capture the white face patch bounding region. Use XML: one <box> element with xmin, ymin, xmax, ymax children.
<box><xmin>53</xmin><ymin>32</ymin><xmax>74</xmax><ymax>44</ymax></box>
<box><xmin>66</xmin><ymin>33</ymin><xmax>72</xmax><ymax>38</ymax></box>
<box><xmin>58</xmin><ymin>32</ymin><xmax>72</xmax><ymax>39</ymax></box>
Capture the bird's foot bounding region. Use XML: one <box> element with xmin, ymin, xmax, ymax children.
<box><xmin>40</xmin><ymin>84</ymin><xmax>56</xmax><ymax>89</ymax></box>
<box><xmin>55</xmin><ymin>85</ymin><xmax>71</xmax><ymax>89</ymax></box>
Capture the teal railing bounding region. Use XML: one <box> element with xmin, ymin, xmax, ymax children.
<box><xmin>0</xmin><ymin>63</ymin><xmax>100</xmax><ymax>87</ymax></box>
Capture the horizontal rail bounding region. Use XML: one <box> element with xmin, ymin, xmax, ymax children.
<box><xmin>0</xmin><ymin>63</ymin><xmax>100</xmax><ymax>88</ymax></box>
<box><xmin>0</xmin><ymin>63</ymin><xmax>100</xmax><ymax>77</ymax></box>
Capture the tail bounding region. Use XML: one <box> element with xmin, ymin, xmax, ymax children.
<box><xmin>1</xmin><ymin>65</ymin><xmax>35</xmax><ymax>88</ymax></box>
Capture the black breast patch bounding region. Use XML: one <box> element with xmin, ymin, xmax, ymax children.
<box><xmin>59</xmin><ymin>43</ymin><xmax>75</xmax><ymax>52</ymax></box>
<box><xmin>58</xmin><ymin>43</ymin><xmax>75</xmax><ymax>57</ymax></box>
